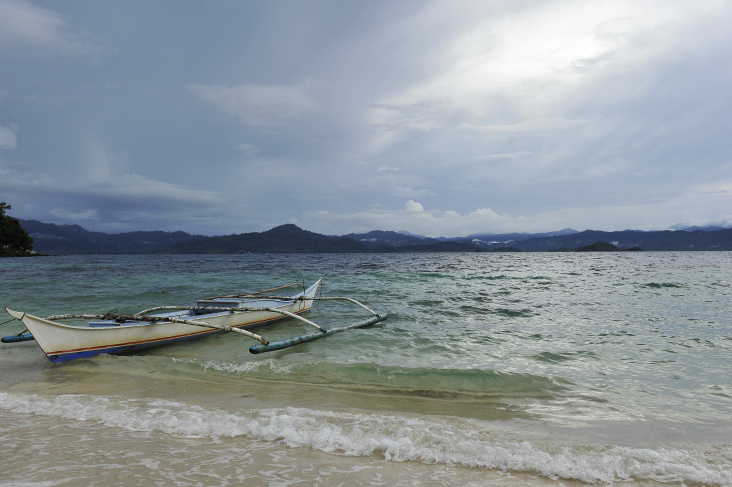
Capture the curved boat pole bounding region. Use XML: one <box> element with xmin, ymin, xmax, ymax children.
<box><xmin>134</xmin><ymin>306</ymin><xmax>324</xmax><ymax>332</ymax></box>
<box><xmin>28</xmin><ymin>311</ymin><xmax>272</xmax><ymax>345</ymax></box>
<box><xmin>4</xmin><ymin>292</ymin><xmax>387</xmax><ymax>354</ymax></box>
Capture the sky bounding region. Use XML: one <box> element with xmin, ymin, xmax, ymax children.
<box><xmin>1</xmin><ymin>0</ymin><xmax>731</xmax><ymax>238</ymax></box>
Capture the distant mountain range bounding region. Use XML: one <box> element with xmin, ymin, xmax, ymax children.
<box><xmin>19</xmin><ymin>219</ymin><xmax>732</xmax><ymax>254</ymax></box>
<box><xmin>20</xmin><ymin>220</ymin><xmax>204</xmax><ymax>254</ymax></box>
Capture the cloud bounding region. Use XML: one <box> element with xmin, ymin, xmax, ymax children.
<box><xmin>190</xmin><ymin>81</ymin><xmax>319</xmax><ymax>127</ymax></box>
<box><xmin>3</xmin><ymin>171</ymin><xmax>225</xmax><ymax>233</ymax></box>
<box><xmin>0</xmin><ymin>0</ymin><xmax>99</xmax><ymax>56</ymax></box>
<box><xmin>79</xmin><ymin>134</ymin><xmax>126</xmax><ymax>183</ymax></box>
<box><xmin>405</xmin><ymin>200</ymin><xmax>424</xmax><ymax>212</ymax></box>
<box><xmin>49</xmin><ymin>208</ymin><xmax>98</xmax><ymax>221</ymax></box>
<box><xmin>302</xmin><ymin>186</ymin><xmax>732</xmax><ymax>238</ymax></box>
<box><xmin>302</xmin><ymin>204</ymin><xmax>521</xmax><ymax>237</ymax></box>
<box><xmin>235</xmin><ymin>142</ymin><xmax>260</xmax><ymax>157</ymax></box>
<box><xmin>0</xmin><ymin>123</ymin><xmax>17</xmax><ymax>149</ymax></box>
<box><xmin>2</xmin><ymin>1</ymin><xmax>731</xmax><ymax>236</ymax></box>
<box><xmin>365</xmin><ymin>0</ymin><xmax>728</xmax><ymax>151</ymax></box>
<box><xmin>463</xmin><ymin>118</ymin><xmax>584</xmax><ymax>136</ymax></box>
<box><xmin>1</xmin><ymin>167</ymin><xmax>223</xmax><ymax>228</ymax></box>
<box><xmin>393</xmin><ymin>186</ymin><xmax>434</xmax><ymax>200</ymax></box>
<box><xmin>0</xmin><ymin>131</ymin><xmax>224</xmax><ymax>232</ymax></box>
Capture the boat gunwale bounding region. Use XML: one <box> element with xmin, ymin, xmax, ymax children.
<box><xmin>13</xmin><ymin>304</ymin><xmax>311</xmax><ymax>332</ymax></box>
<box><xmin>26</xmin><ymin>307</ymin><xmax>314</xmax><ymax>357</ymax></box>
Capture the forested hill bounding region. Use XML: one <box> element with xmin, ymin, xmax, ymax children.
<box><xmin>509</xmin><ymin>228</ymin><xmax>732</xmax><ymax>251</ymax></box>
<box><xmin>18</xmin><ymin>220</ymin><xmax>732</xmax><ymax>254</ymax></box>
<box><xmin>20</xmin><ymin>220</ymin><xmax>205</xmax><ymax>254</ymax></box>
<box><xmin>160</xmin><ymin>224</ymin><xmax>477</xmax><ymax>253</ymax></box>
<box><xmin>18</xmin><ymin>222</ymin><xmax>477</xmax><ymax>254</ymax></box>
<box><xmin>160</xmin><ymin>224</ymin><xmax>366</xmax><ymax>253</ymax></box>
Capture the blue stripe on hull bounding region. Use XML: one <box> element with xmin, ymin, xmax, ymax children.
<box><xmin>46</xmin><ymin>331</ymin><xmax>211</xmax><ymax>363</ymax></box>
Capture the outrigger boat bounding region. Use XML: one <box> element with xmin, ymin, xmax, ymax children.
<box><xmin>2</xmin><ymin>279</ymin><xmax>387</xmax><ymax>364</ymax></box>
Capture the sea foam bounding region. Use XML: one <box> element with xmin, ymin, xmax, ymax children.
<box><xmin>1</xmin><ymin>392</ymin><xmax>730</xmax><ymax>485</ymax></box>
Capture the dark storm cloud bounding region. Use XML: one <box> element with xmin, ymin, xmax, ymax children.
<box><xmin>1</xmin><ymin>0</ymin><xmax>731</xmax><ymax>236</ymax></box>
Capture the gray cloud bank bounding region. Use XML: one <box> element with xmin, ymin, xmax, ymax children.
<box><xmin>1</xmin><ymin>0</ymin><xmax>731</xmax><ymax>237</ymax></box>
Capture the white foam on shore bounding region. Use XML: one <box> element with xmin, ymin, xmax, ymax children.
<box><xmin>1</xmin><ymin>392</ymin><xmax>730</xmax><ymax>485</ymax></box>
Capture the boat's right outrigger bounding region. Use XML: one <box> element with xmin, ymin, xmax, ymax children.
<box><xmin>246</xmin><ymin>295</ymin><xmax>388</xmax><ymax>353</ymax></box>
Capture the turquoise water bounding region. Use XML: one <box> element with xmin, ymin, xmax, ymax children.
<box><xmin>1</xmin><ymin>252</ymin><xmax>731</xmax><ymax>485</ymax></box>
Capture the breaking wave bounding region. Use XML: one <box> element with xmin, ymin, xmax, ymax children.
<box><xmin>1</xmin><ymin>392</ymin><xmax>730</xmax><ymax>485</ymax></box>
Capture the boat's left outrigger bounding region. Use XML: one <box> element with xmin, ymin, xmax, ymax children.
<box><xmin>0</xmin><ymin>331</ymin><xmax>34</xmax><ymax>343</ymax></box>
<box><xmin>2</xmin><ymin>279</ymin><xmax>388</xmax><ymax>363</ymax></box>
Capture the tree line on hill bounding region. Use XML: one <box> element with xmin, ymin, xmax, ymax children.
<box><xmin>0</xmin><ymin>203</ymin><xmax>34</xmax><ymax>257</ymax></box>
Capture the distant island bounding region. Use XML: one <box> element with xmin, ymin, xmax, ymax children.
<box><xmin>550</xmin><ymin>241</ymin><xmax>644</xmax><ymax>252</ymax></box>
<box><xmin>16</xmin><ymin>219</ymin><xmax>732</xmax><ymax>255</ymax></box>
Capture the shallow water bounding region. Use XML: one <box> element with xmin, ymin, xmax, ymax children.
<box><xmin>1</xmin><ymin>252</ymin><xmax>731</xmax><ymax>485</ymax></box>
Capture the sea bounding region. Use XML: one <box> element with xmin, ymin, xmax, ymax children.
<box><xmin>0</xmin><ymin>252</ymin><xmax>730</xmax><ymax>486</ymax></box>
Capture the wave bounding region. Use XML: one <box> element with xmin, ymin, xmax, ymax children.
<box><xmin>183</xmin><ymin>359</ymin><xmax>571</xmax><ymax>400</ymax></box>
<box><xmin>642</xmin><ymin>282</ymin><xmax>684</xmax><ymax>289</ymax></box>
<box><xmin>531</xmin><ymin>351</ymin><xmax>600</xmax><ymax>363</ymax></box>
<box><xmin>1</xmin><ymin>392</ymin><xmax>730</xmax><ymax>485</ymax></box>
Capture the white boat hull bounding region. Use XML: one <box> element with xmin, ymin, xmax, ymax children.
<box><xmin>5</xmin><ymin>280</ymin><xmax>320</xmax><ymax>363</ymax></box>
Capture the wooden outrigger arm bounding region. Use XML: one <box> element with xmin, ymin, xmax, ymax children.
<box><xmin>249</xmin><ymin>313</ymin><xmax>387</xmax><ymax>354</ymax></box>
<box><xmin>239</xmin><ymin>295</ymin><xmax>388</xmax><ymax>353</ymax></box>
<box><xmin>135</xmin><ymin>295</ymin><xmax>389</xmax><ymax>353</ymax></box>
<box><xmin>200</xmin><ymin>281</ymin><xmax>302</xmax><ymax>301</ymax></box>
<box><xmin>32</xmin><ymin>295</ymin><xmax>387</xmax><ymax>353</ymax></box>
<box><xmin>212</xmin><ymin>294</ymin><xmax>381</xmax><ymax>316</ymax></box>
<box><xmin>133</xmin><ymin>306</ymin><xmax>325</xmax><ymax>332</ymax></box>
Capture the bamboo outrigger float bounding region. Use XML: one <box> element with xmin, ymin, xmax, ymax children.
<box><xmin>2</xmin><ymin>279</ymin><xmax>388</xmax><ymax>363</ymax></box>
